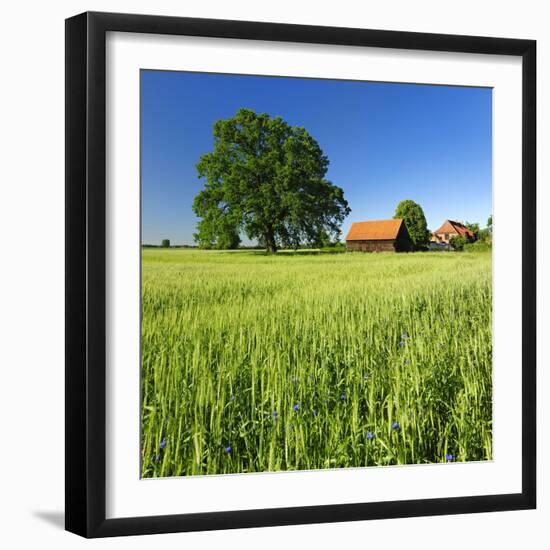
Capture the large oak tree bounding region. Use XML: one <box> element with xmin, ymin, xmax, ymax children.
<box><xmin>193</xmin><ymin>108</ymin><xmax>350</xmax><ymax>252</ymax></box>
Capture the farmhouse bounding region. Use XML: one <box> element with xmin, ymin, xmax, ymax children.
<box><xmin>431</xmin><ymin>220</ymin><xmax>475</xmax><ymax>244</ymax></box>
<box><xmin>345</xmin><ymin>219</ymin><xmax>412</xmax><ymax>252</ymax></box>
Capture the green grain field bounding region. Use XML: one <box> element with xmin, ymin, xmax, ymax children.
<box><xmin>141</xmin><ymin>249</ymin><xmax>492</xmax><ymax>477</ymax></box>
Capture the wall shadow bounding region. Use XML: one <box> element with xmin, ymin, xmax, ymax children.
<box><xmin>32</xmin><ymin>510</ymin><xmax>65</xmax><ymax>530</ymax></box>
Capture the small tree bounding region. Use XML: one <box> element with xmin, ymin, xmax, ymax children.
<box><xmin>449</xmin><ymin>234</ymin><xmax>467</xmax><ymax>251</ymax></box>
<box><xmin>312</xmin><ymin>228</ymin><xmax>339</xmax><ymax>249</ymax></box>
<box><xmin>486</xmin><ymin>215</ymin><xmax>493</xmax><ymax>241</ymax></box>
<box><xmin>393</xmin><ymin>199</ymin><xmax>430</xmax><ymax>250</ymax></box>
<box><xmin>477</xmin><ymin>215</ymin><xmax>493</xmax><ymax>244</ymax></box>
<box><xmin>161</xmin><ymin>239</ymin><xmax>170</xmax><ymax>248</ymax></box>
<box><xmin>215</xmin><ymin>229</ymin><xmax>241</xmax><ymax>250</ymax></box>
<box><xmin>464</xmin><ymin>222</ymin><xmax>480</xmax><ymax>241</ymax></box>
<box><xmin>193</xmin><ymin>215</ymin><xmax>241</xmax><ymax>250</ymax></box>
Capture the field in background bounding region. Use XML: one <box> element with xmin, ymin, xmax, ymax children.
<box><xmin>141</xmin><ymin>249</ymin><xmax>492</xmax><ymax>477</ymax></box>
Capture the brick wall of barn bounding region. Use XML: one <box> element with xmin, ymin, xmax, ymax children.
<box><xmin>346</xmin><ymin>240</ymin><xmax>397</xmax><ymax>252</ymax></box>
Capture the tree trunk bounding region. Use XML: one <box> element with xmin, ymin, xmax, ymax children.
<box><xmin>264</xmin><ymin>226</ymin><xmax>277</xmax><ymax>253</ymax></box>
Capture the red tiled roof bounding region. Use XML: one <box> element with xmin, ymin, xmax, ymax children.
<box><xmin>346</xmin><ymin>219</ymin><xmax>404</xmax><ymax>241</ymax></box>
<box><xmin>433</xmin><ymin>220</ymin><xmax>475</xmax><ymax>239</ymax></box>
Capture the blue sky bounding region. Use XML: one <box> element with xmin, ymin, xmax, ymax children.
<box><xmin>141</xmin><ymin>70</ymin><xmax>492</xmax><ymax>245</ymax></box>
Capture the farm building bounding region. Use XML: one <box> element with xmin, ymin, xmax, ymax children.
<box><xmin>431</xmin><ymin>220</ymin><xmax>475</xmax><ymax>244</ymax></box>
<box><xmin>345</xmin><ymin>219</ymin><xmax>412</xmax><ymax>252</ymax></box>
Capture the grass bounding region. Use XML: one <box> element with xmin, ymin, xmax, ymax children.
<box><xmin>141</xmin><ymin>249</ymin><xmax>492</xmax><ymax>477</ymax></box>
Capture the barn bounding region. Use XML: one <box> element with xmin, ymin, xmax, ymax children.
<box><xmin>345</xmin><ymin>219</ymin><xmax>412</xmax><ymax>252</ymax></box>
<box><xmin>431</xmin><ymin>220</ymin><xmax>475</xmax><ymax>244</ymax></box>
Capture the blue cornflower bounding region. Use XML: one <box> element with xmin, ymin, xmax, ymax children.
<box><xmin>401</xmin><ymin>332</ymin><xmax>408</xmax><ymax>339</ymax></box>
<box><xmin>312</xmin><ymin>409</ymin><xmax>318</xmax><ymax>417</ymax></box>
<box><xmin>340</xmin><ymin>394</ymin><xmax>346</xmax><ymax>401</ymax></box>
<box><xmin>159</xmin><ymin>439</ymin><xmax>167</xmax><ymax>449</ymax></box>
<box><xmin>366</xmin><ymin>431</ymin><xmax>374</xmax><ymax>440</ymax></box>
<box><xmin>399</xmin><ymin>341</ymin><xmax>406</xmax><ymax>346</ymax></box>
<box><xmin>392</xmin><ymin>422</ymin><xmax>400</xmax><ymax>430</ymax></box>
<box><xmin>224</xmin><ymin>446</ymin><xmax>232</xmax><ymax>454</ymax></box>
<box><xmin>293</xmin><ymin>404</ymin><xmax>300</xmax><ymax>412</ymax></box>
<box><xmin>446</xmin><ymin>453</ymin><xmax>454</xmax><ymax>462</ymax></box>
<box><xmin>272</xmin><ymin>411</ymin><xmax>278</xmax><ymax>418</ymax></box>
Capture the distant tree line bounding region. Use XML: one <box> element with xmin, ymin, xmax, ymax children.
<box><xmin>142</xmin><ymin>241</ymin><xmax>198</xmax><ymax>249</ymax></box>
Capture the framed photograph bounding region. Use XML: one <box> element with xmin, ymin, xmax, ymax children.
<box><xmin>65</xmin><ymin>11</ymin><xmax>536</xmax><ymax>538</ymax></box>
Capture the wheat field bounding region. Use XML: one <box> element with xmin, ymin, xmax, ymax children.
<box><xmin>140</xmin><ymin>249</ymin><xmax>492</xmax><ymax>478</ymax></box>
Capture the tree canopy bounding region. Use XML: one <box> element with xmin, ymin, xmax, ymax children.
<box><xmin>464</xmin><ymin>222</ymin><xmax>480</xmax><ymax>240</ymax></box>
<box><xmin>393</xmin><ymin>199</ymin><xmax>430</xmax><ymax>249</ymax></box>
<box><xmin>193</xmin><ymin>108</ymin><xmax>350</xmax><ymax>252</ymax></box>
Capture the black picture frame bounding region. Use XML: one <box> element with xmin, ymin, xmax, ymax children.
<box><xmin>65</xmin><ymin>11</ymin><xmax>536</xmax><ymax>538</ymax></box>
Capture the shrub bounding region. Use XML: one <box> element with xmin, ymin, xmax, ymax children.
<box><xmin>449</xmin><ymin>235</ymin><xmax>468</xmax><ymax>251</ymax></box>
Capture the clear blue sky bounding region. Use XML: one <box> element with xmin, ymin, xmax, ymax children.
<box><xmin>141</xmin><ymin>70</ymin><xmax>492</xmax><ymax>245</ymax></box>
